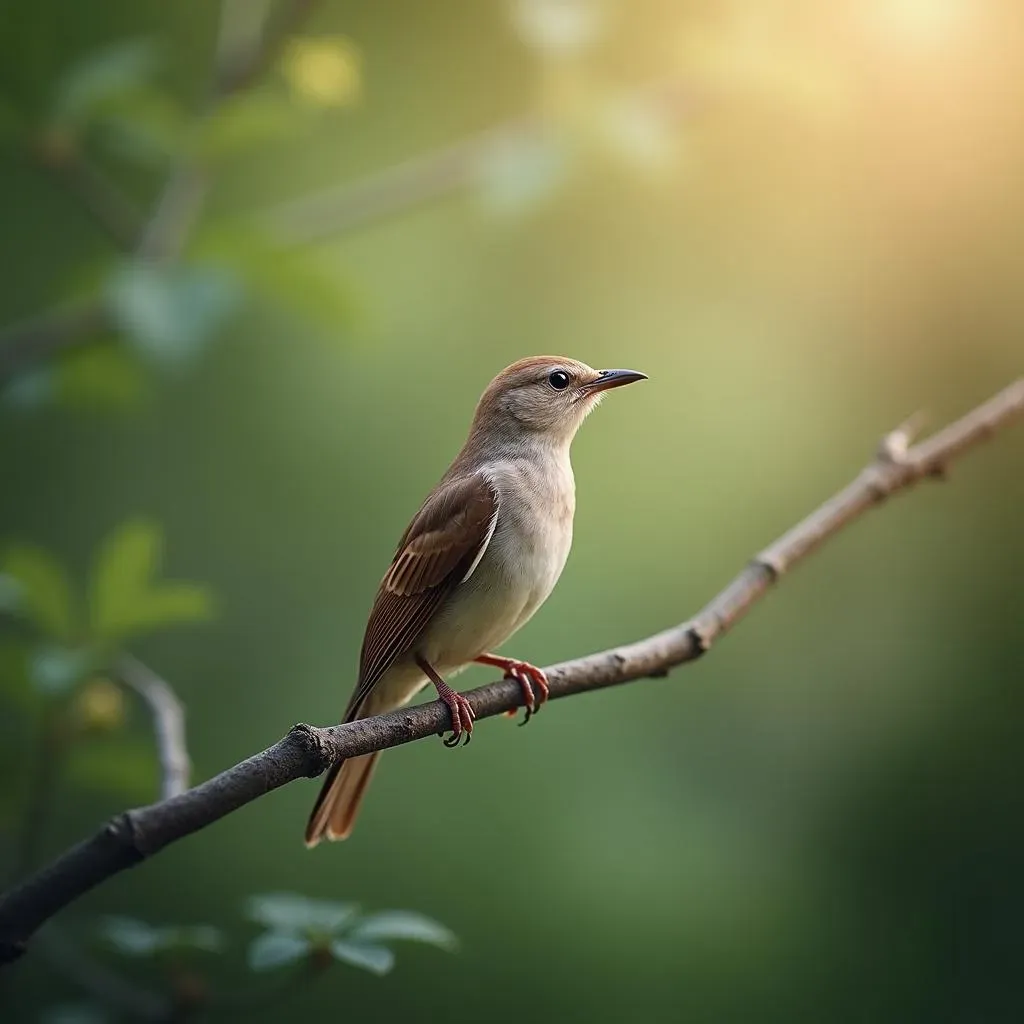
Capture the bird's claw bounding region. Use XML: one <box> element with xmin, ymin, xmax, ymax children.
<box><xmin>501</xmin><ymin>660</ymin><xmax>549</xmax><ymax>725</ymax></box>
<box><xmin>439</xmin><ymin>689</ymin><xmax>475</xmax><ymax>748</ymax></box>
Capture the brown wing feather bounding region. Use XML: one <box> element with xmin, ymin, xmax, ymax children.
<box><xmin>342</xmin><ymin>474</ymin><xmax>499</xmax><ymax>720</ymax></box>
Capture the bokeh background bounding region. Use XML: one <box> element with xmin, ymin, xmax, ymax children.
<box><xmin>2</xmin><ymin>1</ymin><xmax>1023</xmax><ymax>1021</ymax></box>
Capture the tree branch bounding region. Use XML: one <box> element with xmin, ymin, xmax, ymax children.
<box><xmin>0</xmin><ymin>303</ymin><xmax>108</xmax><ymax>386</ymax></box>
<box><xmin>0</xmin><ymin>0</ymin><xmax>318</xmax><ymax>375</ymax></box>
<box><xmin>263</xmin><ymin>79</ymin><xmax>695</xmax><ymax>245</ymax></box>
<box><xmin>0</xmin><ymin>378</ymin><xmax>1021</xmax><ymax>966</ymax></box>
<box><xmin>116</xmin><ymin>655</ymin><xmax>190</xmax><ymax>800</ymax></box>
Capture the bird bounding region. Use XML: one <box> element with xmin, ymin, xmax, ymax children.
<box><xmin>305</xmin><ymin>356</ymin><xmax>646</xmax><ymax>845</ymax></box>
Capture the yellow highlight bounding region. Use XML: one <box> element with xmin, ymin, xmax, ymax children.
<box><xmin>281</xmin><ymin>36</ymin><xmax>362</xmax><ymax>108</ymax></box>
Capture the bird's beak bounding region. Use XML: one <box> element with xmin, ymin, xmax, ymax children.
<box><xmin>582</xmin><ymin>368</ymin><xmax>648</xmax><ymax>394</ymax></box>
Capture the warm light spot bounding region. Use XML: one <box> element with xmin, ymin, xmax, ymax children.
<box><xmin>281</xmin><ymin>36</ymin><xmax>361</xmax><ymax>108</ymax></box>
<box><xmin>863</xmin><ymin>0</ymin><xmax>972</xmax><ymax>52</ymax></box>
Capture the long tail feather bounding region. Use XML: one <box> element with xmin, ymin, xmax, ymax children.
<box><xmin>304</xmin><ymin>752</ymin><xmax>380</xmax><ymax>846</ymax></box>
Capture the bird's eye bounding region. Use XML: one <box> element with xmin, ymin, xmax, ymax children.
<box><xmin>548</xmin><ymin>370</ymin><xmax>571</xmax><ymax>391</ymax></box>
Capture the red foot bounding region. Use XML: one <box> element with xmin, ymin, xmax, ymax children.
<box><xmin>474</xmin><ymin>653</ymin><xmax>549</xmax><ymax>724</ymax></box>
<box><xmin>439</xmin><ymin>688</ymin><xmax>476</xmax><ymax>747</ymax></box>
<box><xmin>416</xmin><ymin>655</ymin><xmax>476</xmax><ymax>747</ymax></box>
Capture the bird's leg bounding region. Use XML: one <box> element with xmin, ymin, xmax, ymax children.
<box><xmin>415</xmin><ymin>655</ymin><xmax>475</xmax><ymax>747</ymax></box>
<box><xmin>474</xmin><ymin>653</ymin><xmax>549</xmax><ymax>724</ymax></box>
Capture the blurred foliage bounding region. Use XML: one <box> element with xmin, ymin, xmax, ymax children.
<box><xmin>2</xmin><ymin>0</ymin><xmax>1024</xmax><ymax>1022</ymax></box>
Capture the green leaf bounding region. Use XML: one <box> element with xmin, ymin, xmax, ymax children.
<box><xmin>2</xmin><ymin>367</ymin><xmax>56</xmax><ymax>410</ymax></box>
<box><xmin>91</xmin><ymin>86</ymin><xmax>185</xmax><ymax>166</ymax></box>
<box><xmin>99</xmin><ymin>916</ymin><xmax>162</xmax><ymax>956</ymax></box>
<box><xmin>41</xmin><ymin>1004</ymin><xmax>109</xmax><ymax>1024</ymax></box>
<box><xmin>248</xmin><ymin>932</ymin><xmax>311</xmax><ymax>971</ymax></box>
<box><xmin>0</xmin><ymin>572</ymin><xmax>21</xmax><ymax>612</ymax></box>
<box><xmin>53</xmin><ymin>39</ymin><xmax>159</xmax><ymax>126</ymax></box>
<box><xmin>349</xmin><ymin>911</ymin><xmax>458</xmax><ymax>951</ymax></box>
<box><xmin>191</xmin><ymin>89</ymin><xmax>305</xmax><ymax>162</ymax></box>
<box><xmin>56</xmin><ymin>344</ymin><xmax>147</xmax><ymax>412</ymax></box>
<box><xmin>193</xmin><ymin>225</ymin><xmax>353</xmax><ymax>330</ymax></box>
<box><xmin>67</xmin><ymin>735</ymin><xmax>158</xmax><ymax>799</ymax></box>
<box><xmin>328</xmin><ymin>940</ymin><xmax>394</xmax><ymax>976</ymax></box>
<box><xmin>246</xmin><ymin>893</ymin><xmax>358</xmax><ymax>936</ymax></box>
<box><xmin>106</xmin><ymin>262</ymin><xmax>242</xmax><ymax>370</ymax></box>
<box><xmin>88</xmin><ymin>519</ymin><xmax>215</xmax><ymax>641</ymax></box>
<box><xmin>165</xmin><ymin>925</ymin><xmax>224</xmax><ymax>953</ymax></box>
<box><xmin>99</xmin><ymin>917</ymin><xmax>222</xmax><ymax>958</ymax></box>
<box><xmin>0</xmin><ymin>544</ymin><xmax>75</xmax><ymax>638</ymax></box>
<box><xmin>29</xmin><ymin>644</ymin><xmax>95</xmax><ymax>695</ymax></box>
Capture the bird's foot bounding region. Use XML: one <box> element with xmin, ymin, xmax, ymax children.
<box><xmin>415</xmin><ymin>654</ymin><xmax>476</xmax><ymax>747</ymax></box>
<box><xmin>474</xmin><ymin>654</ymin><xmax>549</xmax><ymax>724</ymax></box>
<box><xmin>439</xmin><ymin>688</ymin><xmax>476</xmax><ymax>747</ymax></box>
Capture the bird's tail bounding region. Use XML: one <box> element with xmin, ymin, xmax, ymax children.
<box><xmin>304</xmin><ymin>751</ymin><xmax>381</xmax><ymax>846</ymax></box>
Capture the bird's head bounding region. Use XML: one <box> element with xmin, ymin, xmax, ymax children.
<box><xmin>471</xmin><ymin>356</ymin><xmax>647</xmax><ymax>445</ymax></box>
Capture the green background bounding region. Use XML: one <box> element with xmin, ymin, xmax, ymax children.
<box><xmin>2</xmin><ymin>1</ymin><xmax>1023</xmax><ymax>1021</ymax></box>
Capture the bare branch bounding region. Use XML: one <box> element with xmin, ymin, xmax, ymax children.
<box><xmin>116</xmin><ymin>655</ymin><xmax>190</xmax><ymax>800</ymax></box>
<box><xmin>1</xmin><ymin>378</ymin><xmax>1020</xmax><ymax>965</ymax></box>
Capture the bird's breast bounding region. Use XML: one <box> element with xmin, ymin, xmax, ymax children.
<box><xmin>422</xmin><ymin>452</ymin><xmax>575</xmax><ymax>668</ymax></box>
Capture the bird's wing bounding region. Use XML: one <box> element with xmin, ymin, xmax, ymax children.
<box><xmin>343</xmin><ymin>473</ymin><xmax>499</xmax><ymax>720</ymax></box>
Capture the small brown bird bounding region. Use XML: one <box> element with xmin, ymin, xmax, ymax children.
<box><xmin>305</xmin><ymin>356</ymin><xmax>646</xmax><ymax>845</ymax></box>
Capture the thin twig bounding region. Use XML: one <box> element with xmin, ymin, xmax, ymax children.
<box><xmin>263</xmin><ymin>78</ymin><xmax>696</xmax><ymax>245</ymax></box>
<box><xmin>116</xmin><ymin>655</ymin><xmax>190</xmax><ymax>800</ymax></box>
<box><xmin>1</xmin><ymin>378</ymin><xmax>1021</xmax><ymax>966</ymax></box>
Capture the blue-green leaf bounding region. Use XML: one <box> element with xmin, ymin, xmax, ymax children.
<box><xmin>167</xmin><ymin>925</ymin><xmax>224</xmax><ymax>953</ymax></box>
<box><xmin>99</xmin><ymin>916</ymin><xmax>162</xmax><ymax>956</ymax></box>
<box><xmin>328</xmin><ymin>940</ymin><xmax>394</xmax><ymax>976</ymax></box>
<box><xmin>349</xmin><ymin>910</ymin><xmax>458</xmax><ymax>951</ymax></box>
<box><xmin>248</xmin><ymin>931</ymin><xmax>311</xmax><ymax>971</ymax></box>
<box><xmin>1</xmin><ymin>366</ymin><xmax>55</xmax><ymax>409</ymax></box>
<box><xmin>106</xmin><ymin>262</ymin><xmax>242</xmax><ymax>370</ymax></box>
<box><xmin>41</xmin><ymin>1004</ymin><xmax>109</xmax><ymax>1024</ymax></box>
<box><xmin>53</xmin><ymin>39</ymin><xmax>160</xmax><ymax>125</ymax></box>
<box><xmin>246</xmin><ymin>893</ymin><xmax>358</xmax><ymax>936</ymax></box>
<box><xmin>99</xmin><ymin>916</ymin><xmax>223</xmax><ymax>957</ymax></box>
<box><xmin>29</xmin><ymin>644</ymin><xmax>95</xmax><ymax>695</ymax></box>
<box><xmin>1</xmin><ymin>544</ymin><xmax>75</xmax><ymax>638</ymax></box>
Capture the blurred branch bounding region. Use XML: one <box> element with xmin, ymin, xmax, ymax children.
<box><xmin>0</xmin><ymin>303</ymin><xmax>108</xmax><ymax>385</ymax></box>
<box><xmin>1</xmin><ymin>378</ymin><xmax>1021</xmax><ymax>965</ymax></box>
<box><xmin>138</xmin><ymin>0</ymin><xmax>316</xmax><ymax>265</ymax></box>
<box><xmin>41</xmin><ymin>151</ymin><xmax>144</xmax><ymax>250</ymax></box>
<box><xmin>116</xmin><ymin>655</ymin><xmax>190</xmax><ymax>800</ymax></box>
<box><xmin>0</xmin><ymin>0</ymin><xmax>318</xmax><ymax>374</ymax></box>
<box><xmin>264</xmin><ymin>79</ymin><xmax>695</xmax><ymax>244</ymax></box>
